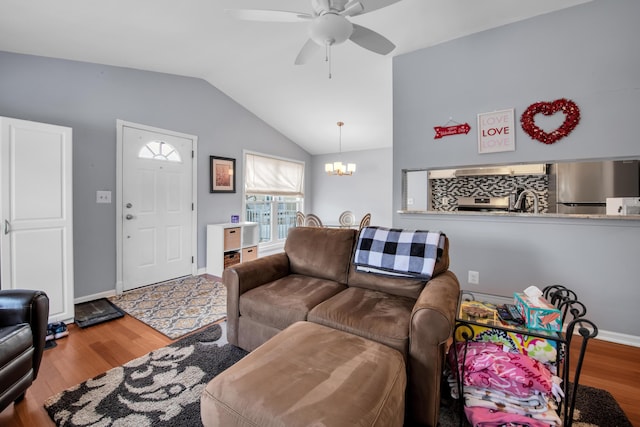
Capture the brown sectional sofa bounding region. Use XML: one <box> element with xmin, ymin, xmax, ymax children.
<box><xmin>222</xmin><ymin>226</ymin><xmax>460</xmax><ymax>426</ymax></box>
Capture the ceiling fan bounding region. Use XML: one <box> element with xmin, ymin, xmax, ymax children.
<box><xmin>226</xmin><ymin>0</ymin><xmax>401</xmax><ymax>67</ymax></box>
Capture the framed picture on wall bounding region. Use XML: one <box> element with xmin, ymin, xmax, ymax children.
<box><xmin>210</xmin><ymin>156</ymin><xmax>236</xmax><ymax>193</ymax></box>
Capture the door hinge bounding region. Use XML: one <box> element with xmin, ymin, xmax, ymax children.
<box><xmin>192</xmin><ymin>203</ymin><xmax>194</xmax><ymax>211</ymax></box>
<box><xmin>192</xmin><ymin>150</ymin><xmax>194</xmax><ymax>158</ymax></box>
<box><xmin>191</xmin><ymin>256</ymin><xmax>194</xmax><ymax>263</ymax></box>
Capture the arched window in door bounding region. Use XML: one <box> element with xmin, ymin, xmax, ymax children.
<box><xmin>138</xmin><ymin>140</ymin><xmax>182</xmax><ymax>162</ymax></box>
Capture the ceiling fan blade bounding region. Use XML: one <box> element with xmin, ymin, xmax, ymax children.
<box><xmin>311</xmin><ymin>0</ymin><xmax>331</xmax><ymax>14</ymax></box>
<box><xmin>358</xmin><ymin>0</ymin><xmax>402</xmax><ymax>15</ymax></box>
<box><xmin>225</xmin><ymin>9</ymin><xmax>311</xmax><ymax>23</ymax></box>
<box><xmin>295</xmin><ymin>39</ymin><xmax>322</xmax><ymax>65</ymax></box>
<box><xmin>350</xmin><ymin>24</ymin><xmax>395</xmax><ymax>55</ymax></box>
<box><xmin>341</xmin><ymin>1</ymin><xmax>365</xmax><ymax>17</ymax></box>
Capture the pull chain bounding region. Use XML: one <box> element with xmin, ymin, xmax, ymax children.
<box><xmin>325</xmin><ymin>43</ymin><xmax>332</xmax><ymax>79</ymax></box>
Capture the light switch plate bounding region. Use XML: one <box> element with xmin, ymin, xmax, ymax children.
<box><xmin>468</xmin><ymin>270</ymin><xmax>479</xmax><ymax>285</ymax></box>
<box><xmin>96</xmin><ymin>190</ymin><xmax>112</xmax><ymax>204</ymax></box>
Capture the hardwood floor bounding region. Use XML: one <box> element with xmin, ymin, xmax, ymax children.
<box><xmin>1</xmin><ymin>315</ymin><xmax>639</xmax><ymax>426</ymax></box>
<box><xmin>0</xmin><ymin>315</ymin><xmax>173</xmax><ymax>427</ymax></box>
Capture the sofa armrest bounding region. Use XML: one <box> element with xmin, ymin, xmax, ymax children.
<box><xmin>222</xmin><ymin>253</ymin><xmax>290</xmax><ymax>346</ymax></box>
<box><xmin>407</xmin><ymin>270</ymin><xmax>460</xmax><ymax>426</ymax></box>
<box><xmin>0</xmin><ymin>289</ymin><xmax>50</xmax><ymax>378</ymax></box>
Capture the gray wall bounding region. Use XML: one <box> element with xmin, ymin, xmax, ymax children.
<box><xmin>0</xmin><ymin>51</ymin><xmax>311</xmax><ymax>299</ymax></box>
<box><xmin>311</xmin><ymin>148</ymin><xmax>392</xmax><ymax>228</ymax></box>
<box><xmin>393</xmin><ymin>0</ymin><xmax>640</xmax><ymax>338</ymax></box>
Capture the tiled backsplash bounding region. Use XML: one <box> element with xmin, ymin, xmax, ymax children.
<box><xmin>430</xmin><ymin>175</ymin><xmax>549</xmax><ymax>213</ymax></box>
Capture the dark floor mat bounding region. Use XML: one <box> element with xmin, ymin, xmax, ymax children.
<box><xmin>74</xmin><ymin>298</ymin><xmax>125</xmax><ymax>328</ymax></box>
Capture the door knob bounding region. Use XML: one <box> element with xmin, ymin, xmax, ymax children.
<box><xmin>126</xmin><ymin>214</ymin><xmax>134</xmax><ymax>220</ymax></box>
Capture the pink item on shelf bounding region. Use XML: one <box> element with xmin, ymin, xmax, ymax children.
<box><xmin>464</xmin><ymin>406</ymin><xmax>560</xmax><ymax>427</ymax></box>
<box><xmin>452</xmin><ymin>341</ymin><xmax>554</xmax><ymax>397</ymax></box>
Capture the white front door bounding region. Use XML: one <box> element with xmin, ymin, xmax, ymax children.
<box><xmin>117</xmin><ymin>121</ymin><xmax>197</xmax><ymax>292</ymax></box>
<box><xmin>0</xmin><ymin>117</ymin><xmax>74</xmax><ymax>322</ymax></box>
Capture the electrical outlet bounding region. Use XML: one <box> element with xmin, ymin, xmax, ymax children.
<box><xmin>468</xmin><ymin>270</ymin><xmax>479</xmax><ymax>285</ymax></box>
<box><xmin>96</xmin><ymin>190</ymin><xmax>112</xmax><ymax>204</ymax></box>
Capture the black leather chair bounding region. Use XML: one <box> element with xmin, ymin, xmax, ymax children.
<box><xmin>0</xmin><ymin>289</ymin><xmax>49</xmax><ymax>411</ymax></box>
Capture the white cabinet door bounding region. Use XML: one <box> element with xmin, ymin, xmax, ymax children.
<box><xmin>0</xmin><ymin>117</ymin><xmax>74</xmax><ymax>323</ymax></box>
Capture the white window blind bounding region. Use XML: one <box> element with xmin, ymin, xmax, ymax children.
<box><xmin>245</xmin><ymin>153</ymin><xmax>304</xmax><ymax>197</ymax></box>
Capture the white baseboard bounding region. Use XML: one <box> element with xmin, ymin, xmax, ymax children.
<box><xmin>596</xmin><ymin>329</ymin><xmax>640</xmax><ymax>348</ymax></box>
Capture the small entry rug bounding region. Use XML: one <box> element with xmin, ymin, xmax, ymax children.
<box><xmin>108</xmin><ymin>275</ymin><xmax>226</xmax><ymax>339</ymax></box>
<box><xmin>44</xmin><ymin>323</ymin><xmax>247</xmax><ymax>427</ymax></box>
<box><xmin>75</xmin><ymin>298</ymin><xmax>125</xmax><ymax>328</ymax></box>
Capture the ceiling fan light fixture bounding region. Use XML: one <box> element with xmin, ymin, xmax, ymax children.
<box><xmin>228</xmin><ymin>0</ymin><xmax>399</xmax><ymax>71</ymax></box>
<box><xmin>309</xmin><ymin>13</ymin><xmax>353</xmax><ymax>46</ymax></box>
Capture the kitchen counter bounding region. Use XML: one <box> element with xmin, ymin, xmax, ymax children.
<box><xmin>397</xmin><ymin>209</ymin><xmax>640</xmax><ymax>221</ymax></box>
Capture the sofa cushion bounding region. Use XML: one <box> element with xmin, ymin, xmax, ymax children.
<box><xmin>285</xmin><ymin>227</ymin><xmax>356</xmax><ymax>283</ymax></box>
<box><xmin>308</xmin><ymin>287</ymin><xmax>415</xmax><ymax>356</ymax></box>
<box><xmin>239</xmin><ymin>274</ymin><xmax>346</xmax><ymax>330</ymax></box>
<box><xmin>347</xmin><ymin>235</ymin><xmax>450</xmax><ymax>299</ymax></box>
<box><xmin>348</xmin><ymin>268</ymin><xmax>426</xmax><ymax>299</ymax></box>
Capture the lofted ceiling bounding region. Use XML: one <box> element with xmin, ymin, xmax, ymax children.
<box><xmin>0</xmin><ymin>0</ymin><xmax>590</xmax><ymax>155</ymax></box>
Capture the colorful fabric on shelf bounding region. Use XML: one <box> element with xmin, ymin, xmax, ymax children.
<box><xmin>463</xmin><ymin>386</ymin><xmax>551</xmax><ymax>412</ymax></box>
<box><xmin>451</xmin><ymin>341</ymin><xmax>554</xmax><ymax>397</ymax></box>
<box><xmin>464</xmin><ymin>395</ymin><xmax>561</xmax><ymax>424</ymax></box>
<box><xmin>464</xmin><ymin>406</ymin><xmax>560</xmax><ymax>427</ymax></box>
<box><xmin>454</xmin><ymin>325</ymin><xmax>558</xmax><ymax>366</ymax></box>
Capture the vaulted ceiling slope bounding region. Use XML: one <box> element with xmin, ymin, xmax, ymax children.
<box><xmin>0</xmin><ymin>0</ymin><xmax>590</xmax><ymax>154</ymax></box>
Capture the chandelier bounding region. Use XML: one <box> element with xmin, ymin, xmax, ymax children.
<box><xmin>325</xmin><ymin>121</ymin><xmax>356</xmax><ymax>176</ymax></box>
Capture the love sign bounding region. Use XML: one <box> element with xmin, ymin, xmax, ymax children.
<box><xmin>477</xmin><ymin>109</ymin><xmax>515</xmax><ymax>154</ymax></box>
<box><xmin>520</xmin><ymin>98</ymin><xmax>580</xmax><ymax>145</ymax></box>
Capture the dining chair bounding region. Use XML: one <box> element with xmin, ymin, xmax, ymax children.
<box><xmin>338</xmin><ymin>210</ymin><xmax>355</xmax><ymax>227</ymax></box>
<box><xmin>358</xmin><ymin>213</ymin><xmax>371</xmax><ymax>230</ymax></box>
<box><xmin>295</xmin><ymin>211</ymin><xmax>305</xmax><ymax>227</ymax></box>
<box><xmin>305</xmin><ymin>213</ymin><xmax>323</xmax><ymax>227</ymax></box>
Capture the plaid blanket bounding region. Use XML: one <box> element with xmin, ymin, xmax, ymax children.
<box><xmin>354</xmin><ymin>226</ymin><xmax>444</xmax><ymax>279</ymax></box>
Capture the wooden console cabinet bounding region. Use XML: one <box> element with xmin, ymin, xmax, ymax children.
<box><xmin>206</xmin><ymin>222</ymin><xmax>259</xmax><ymax>277</ymax></box>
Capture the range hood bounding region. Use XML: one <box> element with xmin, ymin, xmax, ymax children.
<box><xmin>428</xmin><ymin>164</ymin><xmax>548</xmax><ymax>179</ymax></box>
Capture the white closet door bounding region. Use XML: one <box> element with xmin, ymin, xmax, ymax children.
<box><xmin>0</xmin><ymin>117</ymin><xmax>74</xmax><ymax>323</ymax></box>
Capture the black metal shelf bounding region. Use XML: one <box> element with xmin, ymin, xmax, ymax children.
<box><xmin>453</xmin><ymin>285</ymin><xmax>598</xmax><ymax>427</ymax></box>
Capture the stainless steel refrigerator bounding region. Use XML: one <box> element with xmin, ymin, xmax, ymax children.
<box><xmin>549</xmin><ymin>160</ymin><xmax>640</xmax><ymax>214</ymax></box>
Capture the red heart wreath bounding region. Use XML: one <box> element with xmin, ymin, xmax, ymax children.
<box><xmin>520</xmin><ymin>98</ymin><xmax>580</xmax><ymax>145</ymax></box>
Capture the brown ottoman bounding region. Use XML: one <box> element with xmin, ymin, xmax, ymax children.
<box><xmin>201</xmin><ymin>321</ymin><xmax>406</xmax><ymax>427</ymax></box>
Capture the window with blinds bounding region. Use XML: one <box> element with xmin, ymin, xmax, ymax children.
<box><xmin>244</xmin><ymin>153</ymin><xmax>304</xmax><ymax>244</ymax></box>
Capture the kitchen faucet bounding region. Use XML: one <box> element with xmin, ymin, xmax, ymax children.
<box><xmin>514</xmin><ymin>189</ymin><xmax>539</xmax><ymax>213</ymax></box>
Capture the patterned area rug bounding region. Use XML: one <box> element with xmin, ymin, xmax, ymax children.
<box><xmin>108</xmin><ymin>275</ymin><xmax>225</xmax><ymax>339</ymax></box>
<box><xmin>43</xmin><ymin>322</ymin><xmax>632</xmax><ymax>427</ymax></box>
<box><xmin>44</xmin><ymin>323</ymin><xmax>247</xmax><ymax>427</ymax></box>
